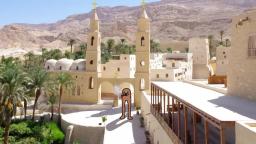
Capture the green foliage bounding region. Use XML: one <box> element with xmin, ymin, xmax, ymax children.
<box><xmin>150</xmin><ymin>39</ymin><xmax>161</xmax><ymax>53</ymax></box>
<box><xmin>9</xmin><ymin>122</ymin><xmax>33</xmax><ymax>137</ymax></box>
<box><xmin>0</xmin><ymin>120</ymin><xmax>64</xmax><ymax>144</ymax></box>
<box><xmin>102</xmin><ymin>116</ymin><xmax>107</xmax><ymax>123</ymax></box>
<box><xmin>46</xmin><ymin>122</ymin><xmax>65</xmax><ymax>144</ymax></box>
<box><xmin>167</xmin><ymin>48</ymin><xmax>172</xmax><ymax>53</ymax></box>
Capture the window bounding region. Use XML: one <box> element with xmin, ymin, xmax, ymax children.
<box><xmin>59</xmin><ymin>66</ymin><xmax>62</xmax><ymax>70</ymax></box>
<box><xmin>47</xmin><ymin>66</ymin><xmax>50</xmax><ymax>70</ymax></box>
<box><xmin>140</xmin><ymin>61</ymin><xmax>145</xmax><ymax>66</ymax></box>
<box><xmin>77</xmin><ymin>86</ymin><xmax>81</xmax><ymax>96</ymax></box>
<box><xmin>90</xmin><ymin>60</ymin><xmax>93</xmax><ymax>65</ymax></box>
<box><xmin>166</xmin><ymin>74</ymin><xmax>169</xmax><ymax>78</ymax></box>
<box><xmin>117</xmin><ymin>68</ymin><xmax>120</xmax><ymax>71</ymax></box>
<box><xmin>103</xmin><ymin>66</ymin><xmax>106</xmax><ymax>71</ymax></box>
<box><xmin>140</xmin><ymin>79</ymin><xmax>145</xmax><ymax>90</ymax></box>
<box><xmin>141</xmin><ymin>37</ymin><xmax>145</xmax><ymax>46</ymax></box>
<box><xmin>156</xmin><ymin>74</ymin><xmax>160</xmax><ymax>78</ymax></box>
<box><xmin>248</xmin><ymin>35</ymin><xmax>256</xmax><ymax>57</ymax></box>
<box><xmin>91</xmin><ymin>36</ymin><xmax>94</xmax><ymax>46</ymax></box>
<box><xmin>89</xmin><ymin>77</ymin><xmax>94</xmax><ymax>89</ymax></box>
<box><xmin>72</xmin><ymin>87</ymin><xmax>76</xmax><ymax>96</ymax></box>
<box><xmin>76</xmin><ymin>66</ymin><xmax>79</xmax><ymax>70</ymax></box>
<box><xmin>172</xmin><ymin>63</ymin><xmax>175</xmax><ymax>68</ymax></box>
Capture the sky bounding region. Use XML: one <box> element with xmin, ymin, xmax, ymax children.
<box><xmin>0</xmin><ymin>0</ymin><xmax>159</xmax><ymax>26</ymax></box>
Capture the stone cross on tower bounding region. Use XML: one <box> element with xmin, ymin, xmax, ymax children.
<box><xmin>92</xmin><ymin>0</ymin><xmax>97</xmax><ymax>9</ymax></box>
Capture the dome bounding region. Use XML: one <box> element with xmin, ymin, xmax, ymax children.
<box><xmin>55</xmin><ymin>58</ymin><xmax>74</xmax><ymax>71</ymax></box>
<box><xmin>70</xmin><ymin>59</ymin><xmax>86</xmax><ymax>71</ymax></box>
<box><xmin>45</xmin><ymin>59</ymin><xmax>57</xmax><ymax>71</ymax></box>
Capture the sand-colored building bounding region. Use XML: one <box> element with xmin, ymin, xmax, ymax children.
<box><xmin>189</xmin><ymin>38</ymin><xmax>210</xmax><ymax>79</ymax></box>
<box><xmin>216</xmin><ymin>46</ymin><xmax>230</xmax><ymax>76</ymax></box>
<box><xmin>228</xmin><ymin>9</ymin><xmax>256</xmax><ymax>100</ymax></box>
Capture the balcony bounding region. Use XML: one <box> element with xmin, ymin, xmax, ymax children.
<box><xmin>150</xmin><ymin>82</ymin><xmax>240</xmax><ymax>144</ymax></box>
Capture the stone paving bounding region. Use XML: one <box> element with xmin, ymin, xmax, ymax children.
<box><xmin>62</xmin><ymin>106</ymin><xmax>146</xmax><ymax>144</ymax></box>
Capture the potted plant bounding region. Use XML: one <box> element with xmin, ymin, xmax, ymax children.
<box><xmin>102</xmin><ymin>116</ymin><xmax>107</xmax><ymax>125</ymax></box>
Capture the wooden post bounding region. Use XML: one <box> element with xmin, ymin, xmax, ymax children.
<box><xmin>178</xmin><ymin>101</ymin><xmax>180</xmax><ymax>138</ymax></box>
<box><xmin>184</xmin><ymin>106</ymin><xmax>188</xmax><ymax>144</ymax></box>
<box><xmin>160</xmin><ymin>89</ymin><xmax>162</xmax><ymax>116</ymax></box>
<box><xmin>163</xmin><ymin>92</ymin><xmax>166</xmax><ymax>120</ymax></box>
<box><xmin>193</xmin><ymin>112</ymin><xmax>197</xmax><ymax>144</ymax></box>
<box><xmin>220</xmin><ymin>126</ymin><xmax>225</xmax><ymax>144</ymax></box>
<box><xmin>172</xmin><ymin>98</ymin><xmax>175</xmax><ymax>130</ymax></box>
<box><xmin>168</xmin><ymin>94</ymin><xmax>170</xmax><ymax>126</ymax></box>
<box><xmin>204</xmin><ymin>120</ymin><xmax>209</xmax><ymax>144</ymax></box>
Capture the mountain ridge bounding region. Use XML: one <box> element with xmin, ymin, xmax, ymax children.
<box><xmin>0</xmin><ymin>0</ymin><xmax>256</xmax><ymax>51</ymax></box>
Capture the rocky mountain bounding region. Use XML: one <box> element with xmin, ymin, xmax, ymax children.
<box><xmin>0</xmin><ymin>0</ymin><xmax>256</xmax><ymax>52</ymax></box>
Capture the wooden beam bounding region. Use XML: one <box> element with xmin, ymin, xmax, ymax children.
<box><xmin>178</xmin><ymin>101</ymin><xmax>181</xmax><ymax>138</ymax></box>
<box><xmin>204</xmin><ymin>120</ymin><xmax>209</xmax><ymax>144</ymax></box>
<box><xmin>193</xmin><ymin>112</ymin><xmax>197</xmax><ymax>144</ymax></box>
<box><xmin>220</xmin><ymin>126</ymin><xmax>225</xmax><ymax>144</ymax></box>
<box><xmin>163</xmin><ymin>92</ymin><xmax>166</xmax><ymax>120</ymax></box>
<box><xmin>184</xmin><ymin>106</ymin><xmax>188</xmax><ymax>144</ymax></box>
<box><xmin>172</xmin><ymin>98</ymin><xmax>175</xmax><ymax>130</ymax></box>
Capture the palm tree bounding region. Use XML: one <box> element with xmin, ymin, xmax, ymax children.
<box><xmin>106</xmin><ymin>39</ymin><xmax>115</xmax><ymax>54</ymax></box>
<box><xmin>68</xmin><ymin>39</ymin><xmax>76</xmax><ymax>53</ymax></box>
<box><xmin>56</xmin><ymin>73</ymin><xmax>73</xmax><ymax>123</ymax></box>
<box><xmin>46</xmin><ymin>83</ymin><xmax>58</xmax><ymax>121</ymax></box>
<box><xmin>29</xmin><ymin>66</ymin><xmax>49</xmax><ymax>121</ymax></box>
<box><xmin>220</xmin><ymin>30</ymin><xmax>224</xmax><ymax>45</ymax></box>
<box><xmin>0</xmin><ymin>61</ymin><xmax>28</xmax><ymax>144</ymax></box>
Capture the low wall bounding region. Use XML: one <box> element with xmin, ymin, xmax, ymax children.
<box><xmin>141</xmin><ymin>91</ymin><xmax>174</xmax><ymax>144</ymax></box>
<box><xmin>236</xmin><ymin>121</ymin><xmax>256</xmax><ymax>144</ymax></box>
<box><xmin>61</xmin><ymin>116</ymin><xmax>105</xmax><ymax>144</ymax></box>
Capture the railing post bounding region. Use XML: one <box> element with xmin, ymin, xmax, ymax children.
<box><xmin>184</xmin><ymin>106</ymin><xmax>188</xmax><ymax>144</ymax></box>
<box><xmin>204</xmin><ymin>119</ymin><xmax>209</xmax><ymax>144</ymax></box>
<box><xmin>193</xmin><ymin>112</ymin><xmax>197</xmax><ymax>144</ymax></box>
<box><xmin>178</xmin><ymin>101</ymin><xmax>180</xmax><ymax>138</ymax></box>
<box><xmin>172</xmin><ymin>98</ymin><xmax>175</xmax><ymax>130</ymax></box>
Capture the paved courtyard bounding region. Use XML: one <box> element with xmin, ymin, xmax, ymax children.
<box><xmin>62</xmin><ymin>106</ymin><xmax>146</xmax><ymax>144</ymax></box>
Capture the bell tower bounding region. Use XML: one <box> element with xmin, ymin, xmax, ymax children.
<box><xmin>134</xmin><ymin>1</ymin><xmax>150</xmax><ymax>107</ymax></box>
<box><xmin>85</xmin><ymin>0</ymin><xmax>102</xmax><ymax>103</ymax></box>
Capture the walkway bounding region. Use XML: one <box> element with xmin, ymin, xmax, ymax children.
<box><xmin>62</xmin><ymin>106</ymin><xmax>146</xmax><ymax>144</ymax></box>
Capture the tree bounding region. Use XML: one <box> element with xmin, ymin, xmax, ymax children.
<box><xmin>46</xmin><ymin>83</ymin><xmax>58</xmax><ymax>121</ymax></box>
<box><xmin>28</xmin><ymin>66</ymin><xmax>49</xmax><ymax>121</ymax></box>
<box><xmin>150</xmin><ymin>39</ymin><xmax>161</xmax><ymax>53</ymax></box>
<box><xmin>55</xmin><ymin>73</ymin><xmax>73</xmax><ymax>123</ymax></box>
<box><xmin>167</xmin><ymin>48</ymin><xmax>173</xmax><ymax>53</ymax></box>
<box><xmin>67</xmin><ymin>39</ymin><xmax>76</xmax><ymax>53</ymax></box>
<box><xmin>106</xmin><ymin>39</ymin><xmax>115</xmax><ymax>54</ymax></box>
<box><xmin>220</xmin><ymin>30</ymin><xmax>224</xmax><ymax>45</ymax></box>
<box><xmin>0</xmin><ymin>61</ymin><xmax>28</xmax><ymax>144</ymax></box>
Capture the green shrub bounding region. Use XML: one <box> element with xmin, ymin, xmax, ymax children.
<box><xmin>15</xmin><ymin>137</ymin><xmax>40</xmax><ymax>144</ymax></box>
<box><xmin>46</xmin><ymin>122</ymin><xmax>65</xmax><ymax>144</ymax></box>
<box><xmin>9</xmin><ymin>121</ymin><xmax>33</xmax><ymax>137</ymax></box>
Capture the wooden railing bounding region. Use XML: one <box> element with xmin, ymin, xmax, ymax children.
<box><xmin>151</xmin><ymin>83</ymin><xmax>235</xmax><ymax>144</ymax></box>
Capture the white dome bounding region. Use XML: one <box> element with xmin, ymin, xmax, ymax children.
<box><xmin>70</xmin><ymin>59</ymin><xmax>86</xmax><ymax>71</ymax></box>
<box><xmin>55</xmin><ymin>58</ymin><xmax>74</xmax><ymax>71</ymax></box>
<box><xmin>45</xmin><ymin>59</ymin><xmax>57</xmax><ymax>71</ymax></box>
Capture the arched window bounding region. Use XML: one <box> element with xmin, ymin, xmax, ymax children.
<box><xmin>59</xmin><ymin>66</ymin><xmax>62</xmax><ymax>70</ymax></box>
<box><xmin>140</xmin><ymin>78</ymin><xmax>145</xmax><ymax>90</ymax></box>
<box><xmin>103</xmin><ymin>66</ymin><xmax>106</xmax><ymax>71</ymax></box>
<box><xmin>77</xmin><ymin>86</ymin><xmax>81</xmax><ymax>96</ymax></box>
<box><xmin>117</xmin><ymin>68</ymin><xmax>120</xmax><ymax>72</ymax></box>
<box><xmin>248</xmin><ymin>35</ymin><xmax>256</xmax><ymax>57</ymax></box>
<box><xmin>89</xmin><ymin>77</ymin><xmax>94</xmax><ymax>89</ymax></box>
<box><xmin>72</xmin><ymin>86</ymin><xmax>76</xmax><ymax>96</ymax></box>
<box><xmin>156</xmin><ymin>74</ymin><xmax>160</xmax><ymax>78</ymax></box>
<box><xmin>141</xmin><ymin>36</ymin><xmax>145</xmax><ymax>46</ymax></box>
<box><xmin>166</xmin><ymin>74</ymin><xmax>169</xmax><ymax>78</ymax></box>
<box><xmin>76</xmin><ymin>66</ymin><xmax>79</xmax><ymax>70</ymax></box>
<box><xmin>90</xmin><ymin>60</ymin><xmax>94</xmax><ymax>65</ymax></box>
<box><xmin>47</xmin><ymin>66</ymin><xmax>50</xmax><ymax>70</ymax></box>
<box><xmin>91</xmin><ymin>36</ymin><xmax>95</xmax><ymax>46</ymax></box>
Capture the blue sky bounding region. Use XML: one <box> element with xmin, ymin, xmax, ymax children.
<box><xmin>0</xmin><ymin>0</ymin><xmax>159</xmax><ymax>26</ymax></box>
